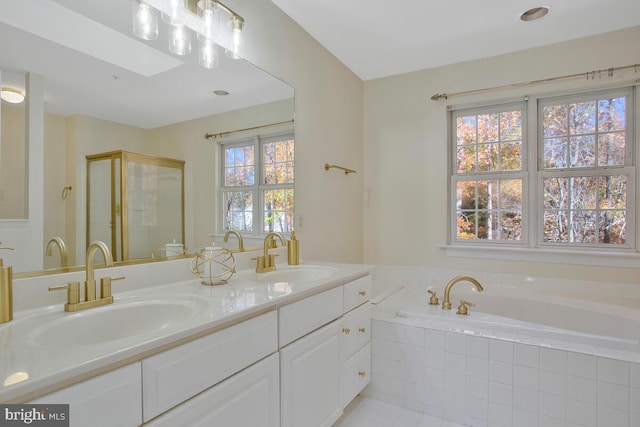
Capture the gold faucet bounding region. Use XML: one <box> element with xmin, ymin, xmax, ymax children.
<box><xmin>442</xmin><ymin>276</ymin><xmax>484</xmax><ymax>310</ymax></box>
<box><xmin>254</xmin><ymin>232</ymin><xmax>285</xmax><ymax>273</ymax></box>
<box><xmin>223</xmin><ymin>230</ymin><xmax>244</xmax><ymax>252</ymax></box>
<box><xmin>46</xmin><ymin>237</ymin><xmax>68</xmax><ymax>268</ymax></box>
<box><xmin>49</xmin><ymin>241</ymin><xmax>124</xmax><ymax>312</ymax></box>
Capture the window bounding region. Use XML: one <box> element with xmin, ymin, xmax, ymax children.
<box><xmin>221</xmin><ymin>133</ymin><xmax>294</xmax><ymax>234</ymax></box>
<box><xmin>450</xmin><ymin>87</ymin><xmax>635</xmax><ymax>250</ymax></box>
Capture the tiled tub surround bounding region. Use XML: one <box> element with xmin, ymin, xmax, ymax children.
<box><xmin>365</xmin><ymin>267</ymin><xmax>640</xmax><ymax>427</ymax></box>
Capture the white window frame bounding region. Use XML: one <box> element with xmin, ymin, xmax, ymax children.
<box><xmin>218</xmin><ymin>131</ymin><xmax>294</xmax><ymax>236</ymax></box>
<box><xmin>446</xmin><ymin>85</ymin><xmax>638</xmax><ymax>266</ymax></box>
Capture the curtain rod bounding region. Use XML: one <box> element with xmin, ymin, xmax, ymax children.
<box><xmin>204</xmin><ymin>119</ymin><xmax>294</xmax><ymax>140</ymax></box>
<box><xmin>430</xmin><ymin>63</ymin><xmax>640</xmax><ymax>101</ymax></box>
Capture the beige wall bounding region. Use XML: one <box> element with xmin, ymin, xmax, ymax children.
<box><xmin>0</xmin><ymin>103</ymin><xmax>27</xmax><ymax>219</ymax></box>
<box><xmin>363</xmin><ymin>26</ymin><xmax>640</xmax><ymax>282</ymax></box>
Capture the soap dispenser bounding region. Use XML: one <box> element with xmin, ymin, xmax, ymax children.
<box><xmin>287</xmin><ymin>231</ymin><xmax>299</xmax><ymax>265</ymax></box>
<box><xmin>0</xmin><ymin>259</ymin><xmax>13</xmax><ymax>324</ymax></box>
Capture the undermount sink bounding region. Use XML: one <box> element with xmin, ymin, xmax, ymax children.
<box><xmin>236</xmin><ymin>265</ymin><xmax>339</xmax><ymax>283</ymax></box>
<box><xmin>26</xmin><ymin>297</ymin><xmax>207</xmax><ymax>348</ymax></box>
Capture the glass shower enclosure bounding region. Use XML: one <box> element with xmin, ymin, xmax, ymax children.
<box><xmin>86</xmin><ymin>150</ymin><xmax>185</xmax><ymax>262</ymax></box>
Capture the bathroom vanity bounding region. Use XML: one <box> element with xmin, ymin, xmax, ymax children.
<box><xmin>1</xmin><ymin>260</ymin><xmax>372</xmax><ymax>427</ymax></box>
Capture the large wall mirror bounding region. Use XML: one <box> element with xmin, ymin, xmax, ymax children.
<box><xmin>0</xmin><ymin>0</ymin><xmax>294</xmax><ymax>275</ymax></box>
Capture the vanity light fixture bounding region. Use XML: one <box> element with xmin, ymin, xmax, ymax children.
<box><xmin>132</xmin><ymin>0</ymin><xmax>245</xmax><ymax>67</ymax></box>
<box><xmin>0</xmin><ymin>87</ymin><xmax>25</xmax><ymax>104</ymax></box>
<box><xmin>519</xmin><ymin>6</ymin><xmax>550</xmax><ymax>22</ymax></box>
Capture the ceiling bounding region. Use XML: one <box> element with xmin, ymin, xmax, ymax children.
<box><xmin>0</xmin><ymin>0</ymin><xmax>293</xmax><ymax>129</ymax></box>
<box><xmin>270</xmin><ymin>0</ymin><xmax>640</xmax><ymax>81</ymax></box>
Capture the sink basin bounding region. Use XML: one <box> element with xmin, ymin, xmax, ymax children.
<box><xmin>236</xmin><ymin>265</ymin><xmax>339</xmax><ymax>283</ymax></box>
<box><xmin>26</xmin><ymin>297</ymin><xmax>207</xmax><ymax>347</ymax></box>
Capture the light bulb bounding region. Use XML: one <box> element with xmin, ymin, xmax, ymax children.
<box><xmin>169</xmin><ymin>24</ymin><xmax>192</xmax><ymax>56</ymax></box>
<box><xmin>197</xmin><ymin>0</ymin><xmax>218</xmax><ymax>41</ymax></box>
<box><xmin>227</xmin><ymin>15</ymin><xmax>244</xmax><ymax>59</ymax></box>
<box><xmin>132</xmin><ymin>1</ymin><xmax>158</xmax><ymax>40</ymax></box>
<box><xmin>199</xmin><ymin>38</ymin><xmax>220</xmax><ymax>69</ymax></box>
<box><xmin>162</xmin><ymin>0</ymin><xmax>182</xmax><ymax>24</ymax></box>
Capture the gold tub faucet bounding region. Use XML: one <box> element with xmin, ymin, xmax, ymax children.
<box><xmin>223</xmin><ymin>230</ymin><xmax>244</xmax><ymax>252</ymax></box>
<box><xmin>442</xmin><ymin>276</ymin><xmax>484</xmax><ymax>310</ymax></box>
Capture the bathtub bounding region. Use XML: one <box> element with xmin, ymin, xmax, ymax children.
<box><xmin>373</xmin><ymin>283</ymin><xmax>640</xmax><ymax>362</ymax></box>
<box><xmin>366</xmin><ymin>281</ymin><xmax>640</xmax><ymax>426</ymax></box>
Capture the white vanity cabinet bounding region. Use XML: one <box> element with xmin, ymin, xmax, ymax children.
<box><xmin>30</xmin><ymin>363</ymin><xmax>142</xmax><ymax>427</ymax></box>
<box><xmin>279</xmin><ymin>274</ymin><xmax>372</xmax><ymax>427</ymax></box>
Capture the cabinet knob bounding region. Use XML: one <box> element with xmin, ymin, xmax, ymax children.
<box><xmin>342</xmin><ymin>327</ymin><xmax>350</xmax><ymax>335</ymax></box>
<box><xmin>358</xmin><ymin>371</ymin><xmax>366</xmax><ymax>378</ymax></box>
<box><xmin>358</xmin><ymin>327</ymin><xmax>366</xmax><ymax>333</ymax></box>
<box><xmin>358</xmin><ymin>290</ymin><xmax>366</xmax><ymax>296</ymax></box>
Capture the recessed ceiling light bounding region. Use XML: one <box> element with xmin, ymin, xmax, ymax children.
<box><xmin>213</xmin><ymin>90</ymin><xmax>230</xmax><ymax>96</ymax></box>
<box><xmin>1</xmin><ymin>87</ymin><xmax>25</xmax><ymax>104</ymax></box>
<box><xmin>520</xmin><ymin>6</ymin><xmax>550</xmax><ymax>22</ymax></box>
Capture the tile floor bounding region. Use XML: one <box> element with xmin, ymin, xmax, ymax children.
<box><xmin>333</xmin><ymin>396</ymin><xmax>464</xmax><ymax>427</ymax></box>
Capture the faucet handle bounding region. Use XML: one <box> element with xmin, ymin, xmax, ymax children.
<box><xmin>456</xmin><ymin>300</ymin><xmax>475</xmax><ymax>316</ymax></box>
<box><xmin>49</xmin><ymin>282</ymin><xmax>80</xmax><ymax>305</ymax></box>
<box><xmin>427</xmin><ymin>289</ymin><xmax>439</xmax><ymax>305</ymax></box>
<box><xmin>100</xmin><ymin>276</ymin><xmax>125</xmax><ymax>299</ymax></box>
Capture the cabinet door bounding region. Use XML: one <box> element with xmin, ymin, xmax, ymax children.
<box><xmin>280</xmin><ymin>318</ymin><xmax>343</xmax><ymax>427</ymax></box>
<box><xmin>31</xmin><ymin>363</ymin><xmax>142</xmax><ymax>427</ymax></box>
<box><xmin>145</xmin><ymin>353</ymin><xmax>279</xmax><ymax>427</ymax></box>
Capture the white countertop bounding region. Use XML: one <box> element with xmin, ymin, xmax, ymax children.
<box><xmin>0</xmin><ymin>261</ymin><xmax>373</xmax><ymax>403</ymax></box>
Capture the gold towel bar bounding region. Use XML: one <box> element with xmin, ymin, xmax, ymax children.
<box><xmin>324</xmin><ymin>163</ymin><xmax>356</xmax><ymax>175</ymax></box>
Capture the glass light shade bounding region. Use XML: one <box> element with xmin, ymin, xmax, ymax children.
<box><xmin>226</xmin><ymin>15</ymin><xmax>244</xmax><ymax>59</ymax></box>
<box><xmin>197</xmin><ymin>0</ymin><xmax>219</xmax><ymax>41</ymax></box>
<box><xmin>199</xmin><ymin>39</ymin><xmax>220</xmax><ymax>69</ymax></box>
<box><xmin>169</xmin><ymin>24</ymin><xmax>192</xmax><ymax>55</ymax></box>
<box><xmin>0</xmin><ymin>87</ymin><xmax>25</xmax><ymax>104</ymax></box>
<box><xmin>161</xmin><ymin>0</ymin><xmax>183</xmax><ymax>24</ymax></box>
<box><xmin>132</xmin><ymin>1</ymin><xmax>158</xmax><ymax>40</ymax></box>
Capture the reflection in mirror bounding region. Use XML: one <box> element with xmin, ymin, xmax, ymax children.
<box><xmin>0</xmin><ymin>1</ymin><xmax>294</xmax><ymax>274</ymax></box>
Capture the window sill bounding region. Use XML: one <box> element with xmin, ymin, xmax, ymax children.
<box><xmin>441</xmin><ymin>244</ymin><xmax>640</xmax><ymax>268</ymax></box>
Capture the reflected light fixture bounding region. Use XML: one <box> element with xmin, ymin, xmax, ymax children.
<box><xmin>132</xmin><ymin>0</ymin><xmax>245</xmax><ymax>67</ymax></box>
<box><xmin>0</xmin><ymin>87</ymin><xmax>25</xmax><ymax>104</ymax></box>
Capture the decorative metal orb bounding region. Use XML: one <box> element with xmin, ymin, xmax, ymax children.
<box><xmin>190</xmin><ymin>247</ymin><xmax>236</xmax><ymax>286</ymax></box>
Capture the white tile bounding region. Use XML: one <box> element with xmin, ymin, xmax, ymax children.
<box><xmin>514</xmin><ymin>343</ymin><xmax>539</xmax><ymax>368</ymax></box>
<box><xmin>466</xmin><ymin>396</ymin><xmax>489</xmax><ymax>421</ymax></box>
<box><xmin>513</xmin><ymin>365</ymin><xmax>539</xmax><ymax>390</ymax></box>
<box><xmin>373</xmin><ymin>321</ymin><xmax>424</xmax><ymax>347</ymax></box>
<box><xmin>443</xmin><ymin>391</ymin><xmax>466</xmax><ymax>419</ymax></box>
<box><xmin>597</xmin><ymin>405</ymin><xmax>630</xmax><ymax>427</ymax></box>
<box><xmin>489</xmin><ymin>360</ymin><xmax>513</xmax><ymax>385</ymax></box>
<box><xmin>424</xmin><ymin>367</ymin><xmax>445</xmax><ymax>390</ymax></box>
<box><xmin>631</xmin><ymin>412</ymin><xmax>640</xmax><ymax>427</ymax></box>
<box><xmin>425</xmin><ymin>329</ymin><xmax>445</xmax><ymax>350</ymax></box>
<box><xmin>444</xmin><ymin>372</ymin><xmax>466</xmax><ymax>395</ymax></box>
<box><xmin>444</xmin><ymin>352</ymin><xmax>466</xmax><ymax>375</ymax></box>
<box><xmin>567</xmin><ymin>352</ymin><xmax>596</xmax><ymax>379</ymax></box>
<box><xmin>539</xmin><ymin>414</ymin><xmax>566</xmax><ymax>427</ymax></box>
<box><xmin>566</xmin><ymin>398</ymin><xmax>596</xmax><ymax>427</ymax></box>
<box><xmin>424</xmin><ymin>384</ymin><xmax>445</xmax><ymax>410</ymax></box>
<box><xmin>466</xmin><ymin>416</ymin><xmax>489</xmax><ymax>427</ymax></box>
<box><xmin>489</xmin><ymin>381</ymin><xmax>512</xmax><ymax>406</ymax></box>
<box><xmin>540</xmin><ymin>370</ymin><xmax>567</xmax><ymax>397</ymax></box>
<box><xmin>540</xmin><ymin>348</ymin><xmax>567</xmax><ymax>374</ymax></box>
<box><xmin>404</xmin><ymin>362</ymin><xmax>425</xmax><ymax>385</ymax></box>
<box><xmin>405</xmin><ymin>381</ymin><xmax>425</xmax><ymax>405</ymax></box>
<box><xmin>467</xmin><ymin>356</ymin><xmax>489</xmax><ymax>380</ymax></box>
<box><xmin>467</xmin><ymin>336</ymin><xmax>489</xmax><ymax>359</ymax></box>
<box><xmin>597</xmin><ymin>381</ymin><xmax>630</xmax><ymax>411</ymax></box>
<box><xmin>467</xmin><ymin>377</ymin><xmax>489</xmax><ymax>400</ymax></box>
<box><xmin>490</xmin><ymin>340</ymin><xmax>514</xmax><ymax>364</ymax></box>
<box><xmin>539</xmin><ymin>392</ymin><xmax>566</xmax><ymax>420</ymax></box>
<box><xmin>373</xmin><ymin>356</ymin><xmax>405</xmax><ymax>380</ymax></box>
<box><xmin>426</xmin><ymin>348</ymin><xmax>445</xmax><ymax>370</ymax></box>
<box><xmin>513</xmin><ymin>408</ymin><xmax>538</xmax><ymax>427</ymax></box>
<box><xmin>631</xmin><ymin>387</ymin><xmax>640</xmax><ymax>414</ymax></box>
<box><xmin>631</xmin><ymin>363</ymin><xmax>640</xmax><ymax>388</ymax></box>
<box><xmin>513</xmin><ymin>386</ymin><xmax>538</xmax><ymax>413</ymax></box>
<box><xmin>566</xmin><ymin>375</ymin><xmax>596</xmax><ymax>404</ymax></box>
<box><xmin>597</xmin><ymin>357</ymin><xmax>630</xmax><ymax>386</ymax></box>
<box><xmin>445</xmin><ymin>332</ymin><xmax>466</xmax><ymax>355</ymax></box>
<box><xmin>488</xmin><ymin>402</ymin><xmax>512</xmax><ymax>427</ymax></box>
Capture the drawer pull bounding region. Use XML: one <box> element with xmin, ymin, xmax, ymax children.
<box><xmin>342</xmin><ymin>327</ymin><xmax>351</xmax><ymax>335</ymax></box>
<box><xmin>358</xmin><ymin>327</ymin><xmax>366</xmax><ymax>333</ymax></box>
<box><xmin>358</xmin><ymin>371</ymin><xmax>366</xmax><ymax>378</ymax></box>
<box><xmin>358</xmin><ymin>290</ymin><xmax>366</xmax><ymax>296</ymax></box>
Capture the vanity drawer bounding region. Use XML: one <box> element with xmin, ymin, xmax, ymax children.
<box><xmin>142</xmin><ymin>310</ymin><xmax>277</xmax><ymax>422</ymax></box>
<box><xmin>341</xmin><ymin>302</ymin><xmax>371</xmax><ymax>360</ymax></box>
<box><xmin>342</xmin><ymin>342</ymin><xmax>371</xmax><ymax>407</ymax></box>
<box><xmin>343</xmin><ymin>275</ymin><xmax>371</xmax><ymax>313</ymax></box>
<box><xmin>278</xmin><ymin>286</ymin><xmax>343</xmax><ymax>347</ymax></box>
